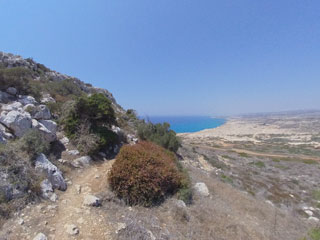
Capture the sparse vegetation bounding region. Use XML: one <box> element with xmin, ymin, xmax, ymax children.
<box><xmin>220</xmin><ymin>174</ymin><xmax>233</xmax><ymax>184</ymax></box>
<box><xmin>19</xmin><ymin>130</ymin><xmax>50</xmax><ymax>161</ymax></box>
<box><xmin>108</xmin><ymin>141</ymin><xmax>188</xmax><ymax>206</ymax></box>
<box><xmin>62</xmin><ymin>93</ymin><xmax>118</xmax><ymax>155</ymax></box>
<box><xmin>249</xmin><ymin>161</ymin><xmax>265</xmax><ymax>168</ymax></box>
<box><xmin>238</xmin><ymin>152</ymin><xmax>249</xmax><ymax>158</ymax></box>
<box><xmin>137</xmin><ymin>121</ymin><xmax>181</xmax><ymax>152</ymax></box>
<box><xmin>300</xmin><ymin>228</ymin><xmax>320</xmax><ymax>240</ymax></box>
<box><xmin>203</xmin><ymin>154</ymin><xmax>226</xmax><ymax>169</ymax></box>
<box><xmin>0</xmin><ymin>67</ymin><xmax>41</xmax><ymax>99</ymax></box>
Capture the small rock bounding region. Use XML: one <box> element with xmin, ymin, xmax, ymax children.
<box><xmin>6</xmin><ymin>87</ymin><xmax>17</xmax><ymax>95</ymax></box>
<box><xmin>72</xmin><ymin>156</ymin><xmax>92</xmax><ymax>168</ymax></box>
<box><xmin>83</xmin><ymin>194</ymin><xmax>101</xmax><ymax>207</ymax></box>
<box><xmin>58</xmin><ymin>159</ymin><xmax>67</xmax><ymax>164</ymax></box>
<box><xmin>33</xmin><ymin>233</ymin><xmax>47</xmax><ymax>240</ymax></box>
<box><xmin>64</xmin><ymin>224</ymin><xmax>79</xmax><ymax>236</ymax></box>
<box><xmin>194</xmin><ymin>182</ymin><xmax>209</xmax><ymax>197</ymax></box>
<box><xmin>115</xmin><ymin>222</ymin><xmax>126</xmax><ymax>234</ymax></box>
<box><xmin>305</xmin><ymin>210</ymin><xmax>313</xmax><ymax>216</ymax></box>
<box><xmin>60</xmin><ymin>136</ymin><xmax>69</xmax><ymax>145</ymax></box>
<box><xmin>67</xmin><ymin>150</ymin><xmax>80</xmax><ymax>156</ymax></box>
<box><xmin>49</xmin><ymin>193</ymin><xmax>58</xmax><ymax>202</ymax></box>
<box><xmin>265</xmin><ymin>200</ymin><xmax>274</xmax><ymax>206</ymax></box>
<box><xmin>75</xmin><ymin>185</ymin><xmax>82</xmax><ymax>194</ymax></box>
<box><xmin>176</xmin><ymin>200</ymin><xmax>187</xmax><ymax>208</ymax></box>
<box><xmin>308</xmin><ymin>217</ymin><xmax>319</xmax><ymax>222</ymax></box>
<box><xmin>47</xmin><ymin>205</ymin><xmax>58</xmax><ymax>211</ymax></box>
<box><xmin>17</xmin><ymin>218</ymin><xmax>24</xmax><ymax>225</ymax></box>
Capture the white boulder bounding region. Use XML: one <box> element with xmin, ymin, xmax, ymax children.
<box><xmin>33</xmin><ymin>105</ymin><xmax>51</xmax><ymax>120</ymax></box>
<box><xmin>39</xmin><ymin>120</ymin><xmax>57</xmax><ymax>133</ymax></box>
<box><xmin>23</xmin><ymin>104</ymin><xmax>36</xmax><ymax>114</ymax></box>
<box><xmin>60</xmin><ymin>136</ymin><xmax>69</xmax><ymax>145</ymax></box>
<box><xmin>194</xmin><ymin>182</ymin><xmax>210</xmax><ymax>197</ymax></box>
<box><xmin>0</xmin><ymin>110</ymin><xmax>32</xmax><ymax>137</ymax></box>
<box><xmin>83</xmin><ymin>194</ymin><xmax>101</xmax><ymax>207</ymax></box>
<box><xmin>19</xmin><ymin>95</ymin><xmax>37</xmax><ymax>105</ymax></box>
<box><xmin>0</xmin><ymin>123</ymin><xmax>13</xmax><ymax>143</ymax></box>
<box><xmin>41</xmin><ymin>94</ymin><xmax>56</xmax><ymax>104</ymax></box>
<box><xmin>32</xmin><ymin>119</ymin><xmax>56</xmax><ymax>142</ymax></box>
<box><xmin>67</xmin><ymin>149</ymin><xmax>80</xmax><ymax>156</ymax></box>
<box><xmin>35</xmin><ymin>154</ymin><xmax>67</xmax><ymax>191</ymax></box>
<box><xmin>1</xmin><ymin>102</ymin><xmax>23</xmax><ymax>112</ymax></box>
<box><xmin>33</xmin><ymin>233</ymin><xmax>47</xmax><ymax>240</ymax></box>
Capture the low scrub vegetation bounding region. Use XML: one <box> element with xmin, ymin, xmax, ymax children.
<box><xmin>0</xmin><ymin>130</ymin><xmax>47</xmax><ymax>220</ymax></box>
<box><xmin>108</xmin><ymin>141</ymin><xmax>190</xmax><ymax>206</ymax></box>
<box><xmin>137</xmin><ymin>121</ymin><xmax>180</xmax><ymax>152</ymax></box>
<box><xmin>0</xmin><ymin>67</ymin><xmax>41</xmax><ymax>99</ymax></box>
<box><xmin>62</xmin><ymin>93</ymin><xmax>118</xmax><ymax>155</ymax></box>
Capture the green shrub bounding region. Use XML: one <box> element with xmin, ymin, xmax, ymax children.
<box><xmin>137</xmin><ymin>121</ymin><xmax>181</xmax><ymax>152</ymax></box>
<box><xmin>62</xmin><ymin>93</ymin><xmax>117</xmax><ymax>155</ymax></box>
<box><xmin>108</xmin><ymin>141</ymin><xmax>185</xmax><ymax>206</ymax></box>
<box><xmin>19</xmin><ymin>130</ymin><xmax>50</xmax><ymax>161</ymax></box>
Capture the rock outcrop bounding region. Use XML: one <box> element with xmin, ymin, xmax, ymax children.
<box><xmin>35</xmin><ymin>154</ymin><xmax>67</xmax><ymax>191</ymax></box>
<box><xmin>0</xmin><ymin>110</ymin><xmax>32</xmax><ymax>137</ymax></box>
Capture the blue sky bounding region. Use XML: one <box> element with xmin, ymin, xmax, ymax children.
<box><xmin>0</xmin><ymin>0</ymin><xmax>319</xmax><ymax>116</ymax></box>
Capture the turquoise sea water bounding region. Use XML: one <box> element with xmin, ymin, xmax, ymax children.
<box><xmin>145</xmin><ymin>116</ymin><xmax>226</xmax><ymax>133</ymax></box>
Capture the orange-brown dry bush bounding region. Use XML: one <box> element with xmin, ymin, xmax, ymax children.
<box><xmin>108</xmin><ymin>141</ymin><xmax>183</xmax><ymax>206</ymax></box>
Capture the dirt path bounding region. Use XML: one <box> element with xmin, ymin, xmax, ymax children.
<box><xmin>0</xmin><ymin>160</ymin><xmax>115</xmax><ymax>240</ymax></box>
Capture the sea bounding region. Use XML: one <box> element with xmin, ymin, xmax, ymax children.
<box><xmin>143</xmin><ymin>116</ymin><xmax>226</xmax><ymax>133</ymax></box>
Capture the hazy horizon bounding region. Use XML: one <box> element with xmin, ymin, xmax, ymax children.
<box><xmin>1</xmin><ymin>0</ymin><xmax>319</xmax><ymax>116</ymax></box>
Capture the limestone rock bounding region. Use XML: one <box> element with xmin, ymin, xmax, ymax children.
<box><xmin>40</xmin><ymin>179</ymin><xmax>54</xmax><ymax>198</ymax></box>
<box><xmin>308</xmin><ymin>217</ymin><xmax>319</xmax><ymax>222</ymax></box>
<box><xmin>1</xmin><ymin>102</ymin><xmax>23</xmax><ymax>112</ymax></box>
<box><xmin>60</xmin><ymin>136</ymin><xmax>69</xmax><ymax>145</ymax></box>
<box><xmin>35</xmin><ymin>154</ymin><xmax>67</xmax><ymax>191</ymax></box>
<box><xmin>64</xmin><ymin>224</ymin><xmax>79</xmax><ymax>236</ymax></box>
<box><xmin>39</xmin><ymin>120</ymin><xmax>57</xmax><ymax>133</ymax></box>
<box><xmin>0</xmin><ymin>123</ymin><xmax>13</xmax><ymax>143</ymax></box>
<box><xmin>0</xmin><ymin>110</ymin><xmax>32</xmax><ymax>137</ymax></box>
<box><xmin>67</xmin><ymin>149</ymin><xmax>80</xmax><ymax>156</ymax></box>
<box><xmin>33</xmin><ymin>233</ymin><xmax>47</xmax><ymax>240</ymax></box>
<box><xmin>19</xmin><ymin>95</ymin><xmax>37</xmax><ymax>105</ymax></box>
<box><xmin>83</xmin><ymin>194</ymin><xmax>101</xmax><ymax>207</ymax></box>
<box><xmin>40</xmin><ymin>94</ymin><xmax>56</xmax><ymax>104</ymax></box>
<box><xmin>32</xmin><ymin>119</ymin><xmax>56</xmax><ymax>142</ymax></box>
<box><xmin>33</xmin><ymin>105</ymin><xmax>51</xmax><ymax>120</ymax></box>
<box><xmin>194</xmin><ymin>182</ymin><xmax>210</xmax><ymax>197</ymax></box>
<box><xmin>23</xmin><ymin>104</ymin><xmax>36</xmax><ymax>114</ymax></box>
<box><xmin>72</xmin><ymin>156</ymin><xmax>92</xmax><ymax>168</ymax></box>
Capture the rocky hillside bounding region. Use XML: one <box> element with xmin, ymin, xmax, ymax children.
<box><xmin>0</xmin><ymin>51</ymin><xmax>138</xmax><ymax>223</ymax></box>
